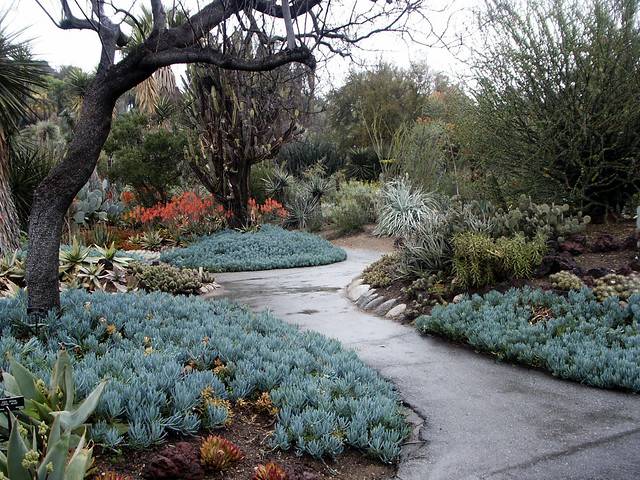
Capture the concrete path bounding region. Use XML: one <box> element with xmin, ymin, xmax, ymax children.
<box><xmin>210</xmin><ymin>249</ymin><xmax>640</xmax><ymax>480</ymax></box>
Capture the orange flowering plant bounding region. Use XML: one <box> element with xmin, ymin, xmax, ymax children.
<box><xmin>127</xmin><ymin>191</ymin><xmax>228</xmax><ymax>237</ymax></box>
<box><xmin>248</xmin><ymin>198</ymin><xmax>288</xmax><ymax>226</ymax></box>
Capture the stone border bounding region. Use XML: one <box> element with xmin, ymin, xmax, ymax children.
<box><xmin>346</xmin><ymin>277</ymin><xmax>407</xmax><ymax>321</ymax></box>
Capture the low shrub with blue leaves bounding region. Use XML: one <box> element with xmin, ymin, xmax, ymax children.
<box><xmin>160</xmin><ymin>225</ymin><xmax>346</xmax><ymax>272</ymax></box>
<box><xmin>0</xmin><ymin>290</ymin><xmax>408</xmax><ymax>462</ymax></box>
<box><xmin>415</xmin><ymin>288</ymin><xmax>640</xmax><ymax>391</ymax></box>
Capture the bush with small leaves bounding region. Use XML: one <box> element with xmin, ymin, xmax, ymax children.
<box><xmin>549</xmin><ymin>271</ymin><xmax>584</xmax><ymax>291</ymax></box>
<box><xmin>200</xmin><ymin>435</ymin><xmax>244</xmax><ymax>471</ymax></box>
<box><xmin>160</xmin><ymin>225</ymin><xmax>346</xmax><ymax>272</ymax></box>
<box><xmin>415</xmin><ymin>287</ymin><xmax>640</xmax><ymax>391</ymax></box>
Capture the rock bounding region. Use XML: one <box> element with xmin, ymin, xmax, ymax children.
<box><xmin>346</xmin><ymin>278</ymin><xmax>363</xmax><ymax>298</ymax></box>
<box><xmin>558</xmin><ymin>240</ymin><xmax>585</xmax><ymax>255</ymax></box>
<box><xmin>375</xmin><ymin>298</ymin><xmax>398</xmax><ymax>315</ymax></box>
<box><xmin>622</xmin><ymin>234</ymin><xmax>639</xmax><ymax>250</ymax></box>
<box><xmin>386</xmin><ymin>303</ymin><xmax>407</xmax><ymax>318</ymax></box>
<box><xmin>364</xmin><ymin>296</ymin><xmax>386</xmax><ymax>310</ymax></box>
<box><xmin>534</xmin><ymin>253</ymin><xmax>579</xmax><ymax>277</ymax></box>
<box><xmin>587</xmin><ymin>267</ymin><xmax>610</xmax><ymax>278</ymax></box>
<box><xmin>590</xmin><ymin>233</ymin><xmax>621</xmax><ymax>253</ymax></box>
<box><xmin>357</xmin><ymin>292</ymin><xmax>377</xmax><ymax>307</ymax></box>
<box><xmin>630</xmin><ymin>258</ymin><xmax>640</xmax><ymax>272</ymax></box>
<box><xmin>348</xmin><ymin>283</ymin><xmax>369</xmax><ymax>301</ymax></box>
<box><xmin>452</xmin><ymin>294</ymin><xmax>466</xmax><ymax>304</ymax></box>
<box><xmin>142</xmin><ymin>442</ymin><xmax>204</xmax><ymax>480</ymax></box>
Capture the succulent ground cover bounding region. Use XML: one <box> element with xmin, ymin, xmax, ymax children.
<box><xmin>0</xmin><ymin>290</ymin><xmax>409</xmax><ymax>463</ymax></box>
<box><xmin>160</xmin><ymin>225</ymin><xmax>347</xmax><ymax>272</ymax></box>
<box><xmin>415</xmin><ymin>288</ymin><xmax>640</xmax><ymax>391</ymax></box>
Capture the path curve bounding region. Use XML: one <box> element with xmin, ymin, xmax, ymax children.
<box><xmin>209</xmin><ymin>248</ymin><xmax>640</xmax><ymax>480</ymax></box>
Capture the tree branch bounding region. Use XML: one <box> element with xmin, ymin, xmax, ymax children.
<box><xmin>142</xmin><ymin>45</ymin><xmax>316</xmax><ymax>71</ymax></box>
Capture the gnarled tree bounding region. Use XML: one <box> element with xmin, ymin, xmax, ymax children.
<box><xmin>184</xmin><ymin>31</ymin><xmax>310</xmax><ymax>227</ymax></box>
<box><xmin>27</xmin><ymin>0</ymin><xmax>427</xmax><ymax>314</ymax></box>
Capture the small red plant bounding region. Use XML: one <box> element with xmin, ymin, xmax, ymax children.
<box><xmin>200</xmin><ymin>435</ymin><xmax>244</xmax><ymax>471</ymax></box>
<box><xmin>253</xmin><ymin>462</ymin><xmax>288</xmax><ymax>480</ymax></box>
<box><xmin>120</xmin><ymin>191</ymin><xmax>135</xmax><ymax>204</ymax></box>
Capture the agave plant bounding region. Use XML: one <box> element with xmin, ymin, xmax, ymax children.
<box><xmin>374</xmin><ymin>178</ymin><xmax>442</xmax><ymax>239</ymax></box>
<box><xmin>0</xmin><ymin>350</ymin><xmax>106</xmax><ymax>480</ymax></box>
<box><xmin>58</xmin><ymin>239</ymin><xmax>91</xmax><ymax>278</ymax></box>
<box><xmin>93</xmin><ymin>242</ymin><xmax>132</xmax><ymax>267</ymax></box>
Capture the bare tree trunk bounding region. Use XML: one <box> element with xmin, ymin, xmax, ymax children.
<box><xmin>0</xmin><ymin>136</ymin><xmax>20</xmax><ymax>253</ymax></box>
<box><xmin>26</xmin><ymin>86</ymin><xmax>117</xmax><ymax>315</ymax></box>
<box><xmin>226</xmin><ymin>161</ymin><xmax>251</xmax><ymax>228</ymax></box>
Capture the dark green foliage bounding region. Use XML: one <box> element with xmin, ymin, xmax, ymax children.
<box><xmin>160</xmin><ymin>225</ymin><xmax>346</xmax><ymax>272</ymax></box>
<box><xmin>415</xmin><ymin>288</ymin><xmax>640</xmax><ymax>391</ymax></box>
<box><xmin>345</xmin><ymin>147</ymin><xmax>380</xmax><ymax>182</ymax></box>
<box><xmin>468</xmin><ymin>0</ymin><xmax>640</xmax><ymax>216</ymax></box>
<box><xmin>8</xmin><ymin>145</ymin><xmax>54</xmax><ymax>228</ymax></box>
<box><xmin>130</xmin><ymin>262</ymin><xmax>216</xmax><ymax>295</ymax></box>
<box><xmin>278</xmin><ymin>138</ymin><xmax>346</xmax><ymax>176</ymax></box>
<box><xmin>103</xmin><ymin>112</ymin><xmax>186</xmax><ymax>206</ymax></box>
<box><xmin>0</xmin><ymin>290</ymin><xmax>409</xmax><ymax>461</ymax></box>
<box><xmin>451</xmin><ymin>232</ymin><xmax>547</xmax><ymax>288</ymax></box>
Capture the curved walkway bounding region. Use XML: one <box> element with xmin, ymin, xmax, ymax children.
<box><xmin>209</xmin><ymin>248</ymin><xmax>640</xmax><ymax>480</ymax></box>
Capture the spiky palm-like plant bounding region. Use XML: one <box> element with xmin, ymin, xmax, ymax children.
<box><xmin>0</xmin><ymin>13</ymin><xmax>47</xmax><ymax>253</ymax></box>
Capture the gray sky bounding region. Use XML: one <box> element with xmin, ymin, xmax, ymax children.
<box><xmin>8</xmin><ymin>0</ymin><xmax>475</xmax><ymax>89</ymax></box>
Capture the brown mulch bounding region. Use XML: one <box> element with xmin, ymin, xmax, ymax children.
<box><xmin>93</xmin><ymin>407</ymin><xmax>393</xmax><ymax>480</ymax></box>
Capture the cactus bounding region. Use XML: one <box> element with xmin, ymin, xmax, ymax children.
<box><xmin>495</xmin><ymin>195</ymin><xmax>590</xmax><ymax>241</ymax></box>
<box><xmin>549</xmin><ymin>271</ymin><xmax>584</xmax><ymax>291</ymax></box>
<box><xmin>593</xmin><ymin>274</ymin><xmax>640</xmax><ymax>301</ymax></box>
<box><xmin>71</xmin><ymin>178</ymin><xmax>124</xmax><ymax>225</ymax></box>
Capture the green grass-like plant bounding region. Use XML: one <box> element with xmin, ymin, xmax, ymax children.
<box><xmin>160</xmin><ymin>225</ymin><xmax>346</xmax><ymax>272</ymax></box>
<box><xmin>415</xmin><ymin>287</ymin><xmax>640</xmax><ymax>391</ymax></box>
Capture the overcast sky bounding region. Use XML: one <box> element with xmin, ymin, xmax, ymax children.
<box><xmin>7</xmin><ymin>0</ymin><xmax>476</xmax><ymax>90</ymax></box>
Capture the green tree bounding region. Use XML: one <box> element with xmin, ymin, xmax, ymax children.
<box><xmin>103</xmin><ymin>112</ymin><xmax>186</xmax><ymax>206</ymax></box>
<box><xmin>326</xmin><ymin>62</ymin><xmax>427</xmax><ymax>153</ymax></box>
<box><xmin>467</xmin><ymin>0</ymin><xmax>640</xmax><ymax>217</ymax></box>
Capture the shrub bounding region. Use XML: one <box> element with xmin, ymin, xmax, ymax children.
<box><xmin>451</xmin><ymin>232</ymin><xmax>547</xmax><ymax>288</ymax></box>
<box><xmin>0</xmin><ymin>290</ymin><xmax>409</xmax><ymax>461</ymax></box>
<box><xmin>362</xmin><ymin>254</ymin><xmax>401</xmax><ymax>288</ymax></box>
<box><xmin>161</xmin><ymin>225</ymin><xmax>346</xmax><ymax>272</ymax></box>
<box><xmin>415</xmin><ymin>287</ymin><xmax>640</xmax><ymax>391</ymax></box>
<box><xmin>130</xmin><ymin>262</ymin><xmax>216</xmax><ymax>295</ymax></box>
<box><xmin>325</xmin><ymin>181</ymin><xmax>378</xmax><ymax>235</ymax></box>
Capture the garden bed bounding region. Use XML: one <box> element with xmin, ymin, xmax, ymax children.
<box><xmin>160</xmin><ymin>225</ymin><xmax>347</xmax><ymax>272</ymax></box>
<box><xmin>415</xmin><ymin>287</ymin><xmax>640</xmax><ymax>392</ymax></box>
<box><xmin>96</xmin><ymin>406</ymin><xmax>394</xmax><ymax>479</ymax></box>
<box><xmin>0</xmin><ymin>291</ymin><xmax>409</xmax><ymax>473</ymax></box>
